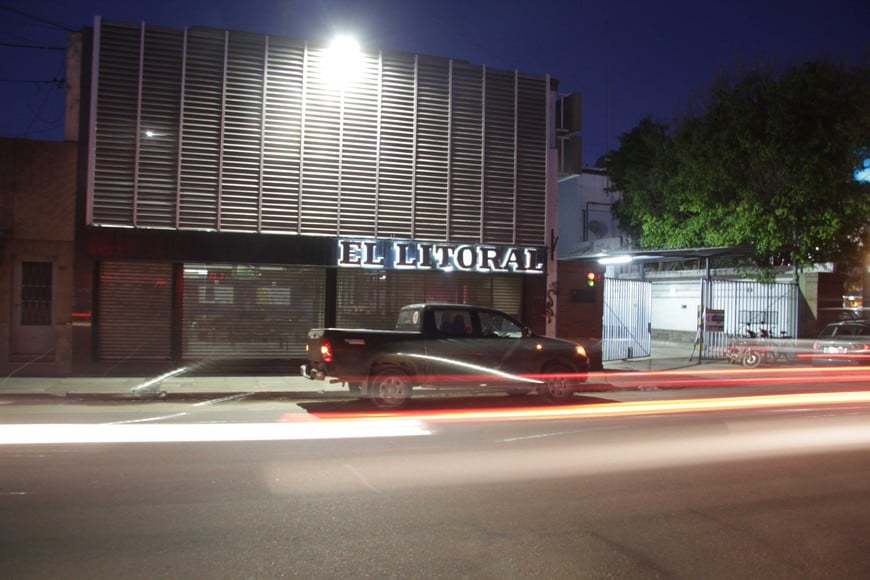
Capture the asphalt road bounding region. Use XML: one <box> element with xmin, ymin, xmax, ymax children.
<box><xmin>2</xmin><ymin>387</ymin><xmax>870</xmax><ymax>579</ymax></box>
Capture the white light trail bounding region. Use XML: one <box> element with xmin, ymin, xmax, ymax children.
<box><xmin>0</xmin><ymin>420</ymin><xmax>430</xmax><ymax>445</ymax></box>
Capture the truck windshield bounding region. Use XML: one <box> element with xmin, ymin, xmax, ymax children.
<box><xmin>395</xmin><ymin>308</ymin><xmax>423</xmax><ymax>331</ymax></box>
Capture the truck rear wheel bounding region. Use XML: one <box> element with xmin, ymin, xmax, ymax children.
<box><xmin>538</xmin><ymin>363</ymin><xmax>575</xmax><ymax>404</ymax></box>
<box><xmin>369</xmin><ymin>370</ymin><xmax>411</xmax><ymax>410</ymax></box>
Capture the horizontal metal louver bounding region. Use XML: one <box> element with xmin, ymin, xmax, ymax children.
<box><xmin>449</xmin><ymin>62</ymin><xmax>484</xmax><ymax>242</ymax></box>
<box><xmin>179</xmin><ymin>27</ymin><xmax>224</xmax><ymax>230</ymax></box>
<box><xmin>90</xmin><ymin>20</ymin><xmax>549</xmax><ymax>246</ymax></box>
<box><xmin>377</xmin><ymin>52</ymin><xmax>416</xmax><ymax>238</ymax></box>
<box><xmin>413</xmin><ymin>55</ymin><xmax>451</xmax><ymax>239</ymax></box>
<box><xmin>182</xmin><ymin>264</ymin><xmax>325</xmax><ymax>358</ymax></box>
<box><xmin>483</xmin><ymin>69</ymin><xmax>517</xmax><ymax>244</ymax></box>
<box><xmin>515</xmin><ymin>74</ymin><xmax>548</xmax><ymax>245</ymax></box>
<box><xmin>219</xmin><ymin>31</ymin><xmax>266</xmax><ymax>232</ymax></box>
<box><xmin>299</xmin><ymin>45</ymin><xmax>340</xmax><ymax>235</ymax></box>
<box><xmin>261</xmin><ymin>36</ymin><xmax>304</xmax><ymax>233</ymax></box>
<box><xmin>336</xmin><ymin>270</ymin><xmax>522</xmax><ymax>329</ymax></box>
<box><xmin>338</xmin><ymin>52</ymin><xmax>380</xmax><ymax>236</ymax></box>
<box><xmin>137</xmin><ymin>25</ymin><xmax>183</xmax><ymax>228</ymax></box>
<box><xmin>92</xmin><ymin>22</ymin><xmax>140</xmax><ymax>225</ymax></box>
<box><xmin>98</xmin><ymin>262</ymin><xmax>173</xmax><ymax>360</ymax></box>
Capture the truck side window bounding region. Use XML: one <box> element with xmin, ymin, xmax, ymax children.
<box><xmin>395</xmin><ymin>308</ymin><xmax>423</xmax><ymax>331</ymax></box>
<box><xmin>437</xmin><ymin>310</ymin><xmax>471</xmax><ymax>336</ymax></box>
<box><xmin>479</xmin><ymin>311</ymin><xmax>523</xmax><ymax>338</ymax></box>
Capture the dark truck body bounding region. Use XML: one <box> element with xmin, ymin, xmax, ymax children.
<box><xmin>301</xmin><ymin>303</ymin><xmax>590</xmax><ymax>408</ymax></box>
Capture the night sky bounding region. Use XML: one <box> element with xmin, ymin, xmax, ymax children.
<box><xmin>1</xmin><ymin>0</ymin><xmax>866</xmax><ymax>167</ymax></box>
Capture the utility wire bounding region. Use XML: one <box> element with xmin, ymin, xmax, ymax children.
<box><xmin>0</xmin><ymin>3</ymin><xmax>76</xmax><ymax>33</ymax></box>
<box><xmin>0</xmin><ymin>77</ymin><xmax>65</xmax><ymax>85</ymax></box>
<box><xmin>0</xmin><ymin>41</ymin><xmax>66</xmax><ymax>50</ymax></box>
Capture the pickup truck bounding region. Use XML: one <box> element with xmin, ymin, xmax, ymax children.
<box><xmin>301</xmin><ymin>303</ymin><xmax>590</xmax><ymax>409</ymax></box>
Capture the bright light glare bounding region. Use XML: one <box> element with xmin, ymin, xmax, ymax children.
<box><xmin>323</xmin><ymin>34</ymin><xmax>363</xmax><ymax>88</ymax></box>
<box><xmin>0</xmin><ymin>420</ymin><xmax>430</xmax><ymax>445</ymax></box>
<box><xmin>598</xmin><ymin>255</ymin><xmax>632</xmax><ymax>265</ymax></box>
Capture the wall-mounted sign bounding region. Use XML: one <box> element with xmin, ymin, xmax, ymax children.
<box><xmin>705</xmin><ymin>308</ymin><xmax>725</xmax><ymax>332</ymax></box>
<box><xmin>338</xmin><ymin>239</ymin><xmax>546</xmax><ymax>274</ymax></box>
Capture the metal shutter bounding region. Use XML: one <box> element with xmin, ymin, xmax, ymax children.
<box><xmin>98</xmin><ymin>262</ymin><xmax>173</xmax><ymax>360</ymax></box>
<box><xmin>182</xmin><ymin>264</ymin><xmax>325</xmax><ymax>358</ymax></box>
<box><xmin>336</xmin><ymin>270</ymin><xmax>522</xmax><ymax>329</ymax></box>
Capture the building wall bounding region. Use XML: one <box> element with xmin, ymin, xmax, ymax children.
<box><xmin>0</xmin><ymin>139</ymin><xmax>77</xmax><ymax>376</ymax></box>
<box><xmin>555</xmin><ymin>260</ymin><xmax>604</xmax><ymax>370</ymax></box>
<box><xmin>557</xmin><ymin>169</ymin><xmax>624</xmax><ymax>258</ymax></box>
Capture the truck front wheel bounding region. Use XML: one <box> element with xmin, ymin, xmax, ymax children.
<box><xmin>369</xmin><ymin>370</ymin><xmax>411</xmax><ymax>410</ymax></box>
<box><xmin>538</xmin><ymin>363</ymin><xmax>575</xmax><ymax>404</ymax></box>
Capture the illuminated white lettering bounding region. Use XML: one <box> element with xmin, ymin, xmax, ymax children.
<box><xmin>455</xmin><ymin>246</ymin><xmax>475</xmax><ymax>270</ymax></box>
<box><xmin>394</xmin><ymin>242</ymin><xmax>416</xmax><ymax>268</ymax></box>
<box><xmin>363</xmin><ymin>242</ymin><xmax>384</xmax><ymax>267</ymax></box>
<box><xmin>479</xmin><ymin>247</ymin><xmax>500</xmax><ymax>271</ymax></box>
<box><xmin>339</xmin><ymin>240</ymin><xmax>362</xmax><ymax>266</ymax></box>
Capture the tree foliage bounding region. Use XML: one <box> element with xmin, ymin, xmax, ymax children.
<box><xmin>606</xmin><ymin>60</ymin><xmax>870</xmax><ymax>272</ymax></box>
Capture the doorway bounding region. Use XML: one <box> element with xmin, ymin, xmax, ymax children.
<box><xmin>12</xmin><ymin>260</ymin><xmax>55</xmax><ymax>356</ymax></box>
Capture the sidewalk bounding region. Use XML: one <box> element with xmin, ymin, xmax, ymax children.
<box><xmin>0</xmin><ymin>340</ymin><xmax>730</xmax><ymax>400</ymax></box>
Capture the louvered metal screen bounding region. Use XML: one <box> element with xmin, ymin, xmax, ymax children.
<box><xmin>98</xmin><ymin>262</ymin><xmax>174</xmax><ymax>360</ymax></box>
<box><xmin>89</xmin><ymin>19</ymin><xmax>549</xmax><ymax>245</ymax></box>
<box><xmin>336</xmin><ymin>269</ymin><xmax>523</xmax><ymax>330</ymax></box>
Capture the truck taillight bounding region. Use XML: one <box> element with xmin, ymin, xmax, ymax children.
<box><xmin>320</xmin><ymin>340</ymin><xmax>333</xmax><ymax>363</ymax></box>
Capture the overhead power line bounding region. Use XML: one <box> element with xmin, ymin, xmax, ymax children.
<box><xmin>0</xmin><ymin>77</ymin><xmax>65</xmax><ymax>86</ymax></box>
<box><xmin>0</xmin><ymin>3</ymin><xmax>76</xmax><ymax>33</ymax></box>
<box><xmin>0</xmin><ymin>41</ymin><xmax>66</xmax><ymax>50</ymax></box>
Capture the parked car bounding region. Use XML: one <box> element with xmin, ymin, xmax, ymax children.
<box><xmin>811</xmin><ymin>320</ymin><xmax>870</xmax><ymax>366</ymax></box>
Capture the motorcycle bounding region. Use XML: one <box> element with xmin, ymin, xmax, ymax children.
<box><xmin>726</xmin><ymin>323</ymin><xmax>793</xmax><ymax>368</ymax></box>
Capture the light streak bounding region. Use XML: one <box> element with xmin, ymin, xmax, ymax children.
<box><xmin>306</xmin><ymin>390</ymin><xmax>870</xmax><ymax>423</ymax></box>
<box><xmin>0</xmin><ymin>420</ymin><xmax>430</xmax><ymax>445</ymax></box>
<box><xmin>129</xmin><ymin>366</ymin><xmax>190</xmax><ymax>393</ymax></box>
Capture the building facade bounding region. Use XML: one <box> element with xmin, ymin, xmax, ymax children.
<box><xmin>0</xmin><ymin>139</ymin><xmax>77</xmax><ymax>376</ymax></box>
<box><xmin>71</xmin><ymin>18</ymin><xmax>573</xmax><ymax>365</ymax></box>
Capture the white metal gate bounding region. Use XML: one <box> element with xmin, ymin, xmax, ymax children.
<box><xmin>602</xmin><ymin>278</ymin><xmax>651</xmax><ymax>361</ymax></box>
<box><xmin>698</xmin><ymin>279</ymin><xmax>800</xmax><ymax>360</ymax></box>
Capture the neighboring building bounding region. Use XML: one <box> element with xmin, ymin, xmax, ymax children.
<box><xmin>0</xmin><ymin>138</ymin><xmax>77</xmax><ymax>376</ymax></box>
<box><xmin>557</xmin><ymin>168</ymin><xmax>625</xmax><ymax>258</ymax></box>
<box><xmin>60</xmin><ymin>17</ymin><xmax>582</xmax><ymax>367</ymax></box>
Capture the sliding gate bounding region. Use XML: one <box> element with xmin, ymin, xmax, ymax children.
<box><xmin>602</xmin><ymin>278</ymin><xmax>651</xmax><ymax>361</ymax></box>
<box><xmin>698</xmin><ymin>279</ymin><xmax>800</xmax><ymax>360</ymax></box>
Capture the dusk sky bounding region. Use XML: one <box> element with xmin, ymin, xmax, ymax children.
<box><xmin>1</xmin><ymin>0</ymin><xmax>866</xmax><ymax>167</ymax></box>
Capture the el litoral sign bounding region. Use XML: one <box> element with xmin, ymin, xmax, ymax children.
<box><xmin>337</xmin><ymin>239</ymin><xmax>545</xmax><ymax>274</ymax></box>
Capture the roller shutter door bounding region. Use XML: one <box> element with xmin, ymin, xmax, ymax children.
<box><xmin>336</xmin><ymin>270</ymin><xmax>523</xmax><ymax>329</ymax></box>
<box><xmin>98</xmin><ymin>262</ymin><xmax>174</xmax><ymax>360</ymax></box>
<box><xmin>182</xmin><ymin>264</ymin><xmax>325</xmax><ymax>358</ymax></box>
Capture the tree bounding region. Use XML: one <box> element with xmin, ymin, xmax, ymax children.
<box><xmin>606</xmin><ymin>60</ymin><xmax>870</xmax><ymax>273</ymax></box>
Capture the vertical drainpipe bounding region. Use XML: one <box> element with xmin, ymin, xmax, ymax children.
<box><xmin>545</xmin><ymin>76</ymin><xmax>559</xmax><ymax>338</ymax></box>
